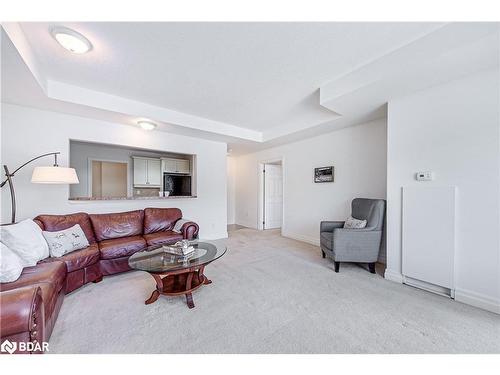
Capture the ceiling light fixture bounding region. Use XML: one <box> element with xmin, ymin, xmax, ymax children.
<box><xmin>137</xmin><ymin>121</ymin><xmax>157</xmax><ymax>131</ymax></box>
<box><xmin>51</xmin><ymin>27</ymin><xmax>92</xmax><ymax>54</ymax></box>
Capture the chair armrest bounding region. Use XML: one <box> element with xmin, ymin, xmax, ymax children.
<box><xmin>320</xmin><ymin>221</ymin><xmax>345</xmax><ymax>233</ymax></box>
<box><xmin>180</xmin><ymin>220</ymin><xmax>199</xmax><ymax>240</ymax></box>
<box><xmin>0</xmin><ymin>286</ymin><xmax>44</xmax><ymax>346</ymax></box>
<box><xmin>335</xmin><ymin>226</ymin><xmax>376</xmax><ymax>233</ymax></box>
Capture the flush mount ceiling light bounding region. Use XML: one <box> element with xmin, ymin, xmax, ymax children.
<box><xmin>137</xmin><ymin>120</ymin><xmax>157</xmax><ymax>131</ymax></box>
<box><xmin>51</xmin><ymin>27</ymin><xmax>92</xmax><ymax>54</ymax></box>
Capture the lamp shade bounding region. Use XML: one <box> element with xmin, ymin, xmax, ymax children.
<box><xmin>31</xmin><ymin>166</ymin><xmax>79</xmax><ymax>184</ymax></box>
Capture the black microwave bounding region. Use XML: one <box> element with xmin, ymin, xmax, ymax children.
<box><xmin>163</xmin><ymin>174</ymin><xmax>191</xmax><ymax>196</ymax></box>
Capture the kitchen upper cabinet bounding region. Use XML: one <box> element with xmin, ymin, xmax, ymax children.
<box><xmin>147</xmin><ymin>159</ymin><xmax>161</xmax><ymax>185</ymax></box>
<box><xmin>162</xmin><ymin>158</ymin><xmax>191</xmax><ymax>174</ymax></box>
<box><xmin>133</xmin><ymin>158</ymin><xmax>147</xmax><ymax>186</ymax></box>
<box><xmin>133</xmin><ymin>157</ymin><xmax>161</xmax><ymax>187</ymax></box>
<box><xmin>163</xmin><ymin>158</ymin><xmax>177</xmax><ymax>174</ymax></box>
<box><xmin>175</xmin><ymin>159</ymin><xmax>191</xmax><ymax>174</ymax></box>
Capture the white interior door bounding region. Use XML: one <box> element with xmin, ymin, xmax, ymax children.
<box><xmin>264</xmin><ymin>164</ymin><xmax>283</xmax><ymax>229</ymax></box>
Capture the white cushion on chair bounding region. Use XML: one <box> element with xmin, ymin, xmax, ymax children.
<box><xmin>343</xmin><ymin>216</ymin><xmax>367</xmax><ymax>229</ymax></box>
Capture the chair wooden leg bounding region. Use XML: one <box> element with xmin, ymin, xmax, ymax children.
<box><xmin>321</xmin><ymin>251</ymin><xmax>325</xmax><ymax>258</ymax></box>
<box><xmin>368</xmin><ymin>262</ymin><xmax>376</xmax><ymax>274</ymax></box>
<box><xmin>334</xmin><ymin>261</ymin><xmax>340</xmax><ymax>273</ymax></box>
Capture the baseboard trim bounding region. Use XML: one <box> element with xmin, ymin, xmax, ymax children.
<box><xmin>203</xmin><ymin>231</ymin><xmax>228</xmax><ymax>240</ymax></box>
<box><xmin>403</xmin><ymin>276</ymin><xmax>452</xmax><ymax>298</ymax></box>
<box><xmin>235</xmin><ymin>221</ymin><xmax>257</xmax><ymax>230</ymax></box>
<box><xmin>384</xmin><ymin>269</ymin><xmax>404</xmax><ymax>283</ymax></box>
<box><xmin>455</xmin><ymin>288</ymin><xmax>500</xmax><ymax>315</ymax></box>
<box><xmin>281</xmin><ymin>231</ymin><xmax>320</xmax><ymax>246</ymax></box>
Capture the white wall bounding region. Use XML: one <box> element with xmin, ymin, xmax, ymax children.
<box><xmin>1</xmin><ymin>104</ymin><xmax>228</xmax><ymax>239</ymax></box>
<box><xmin>386</xmin><ymin>69</ymin><xmax>500</xmax><ymax>313</ymax></box>
<box><xmin>233</xmin><ymin>119</ymin><xmax>387</xmax><ymax>250</ymax></box>
<box><xmin>226</xmin><ymin>156</ymin><xmax>236</xmax><ymax>225</ymax></box>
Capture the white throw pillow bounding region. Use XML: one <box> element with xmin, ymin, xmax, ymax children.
<box><xmin>0</xmin><ymin>219</ymin><xmax>49</xmax><ymax>266</ymax></box>
<box><xmin>42</xmin><ymin>224</ymin><xmax>90</xmax><ymax>258</ymax></box>
<box><xmin>172</xmin><ymin>219</ymin><xmax>190</xmax><ymax>233</ymax></box>
<box><xmin>344</xmin><ymin>216</ymin><xmax>367</xmax><ymax>229</ymax></box>
<box><xmin>0</xmin><ymin>242</ymin><xmax>24</xmax><ymax>283</ymax></box>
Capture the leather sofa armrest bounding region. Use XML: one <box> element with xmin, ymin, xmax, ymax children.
<box><xmin>320</xmin><ymin>221</ymin><xmax>345</xmax><ymax>233</ymax></box>
<box><xmin>0</xmin><ymin>286</ymin><xmax>44</xmax><ymax>346</ymax></box>
<box><xmin>180</xmin><ymin>220</ymin><xmax>199</xmax><ymax>240</ymax></box>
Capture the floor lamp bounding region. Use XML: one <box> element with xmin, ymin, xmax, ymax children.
<box><xmin>0</xmin><ymin>152</ymin><xmax>79</xmax><ymax>224</ymax></box>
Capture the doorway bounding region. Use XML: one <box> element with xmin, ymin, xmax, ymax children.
<box><xmin>261</xmin><ymin>160</ymin><xmax>283</xmax><ymax>230</ymax></box>
<box><xmin>89</xmin><ymin>160</ymin><xmax>129</xmax><ymax>198</ymax></box>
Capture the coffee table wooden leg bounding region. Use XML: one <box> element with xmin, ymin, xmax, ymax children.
<box><xmin>145</xmin><ymin>274</ymin><xmax>163</xmax><ymax>305</ymax></box>
<box><xmin>145</xmin><ymin>290</ymin><xmax>160</xmax><ymax>305</ymax></box>
<box><xmin>198</xmin><ymin>266</ymin><xmax>212</xmax><ymax>285</ymax></box>
<box><xmin>185</xmin><ymin>272</ymin><xmax>195</xmax><ymax>308</ymax></box>
<box><xmin>185</xmin><ymin>292</ymin><xmax>195</xmax><ymax>309</ymax></box>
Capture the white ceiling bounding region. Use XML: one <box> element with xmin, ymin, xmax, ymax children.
<box><xmin>18</xmin><ymin>22</ymin><xmax>442</xmax><ymax>130</ymax></box>
<box><xmin>2</xmin><ymin>22</ymin><xmax>499</xmax><ymax>154</ymax></box>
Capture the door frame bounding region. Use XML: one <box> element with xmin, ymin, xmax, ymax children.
<box><xmin>257</xmin><ymin>157</ymin><xmax>285</xmax><ymax>231</ymax></box>
<box><xmin>87</xmin><ymin>158</ymin><xmax>131</xmax><ymax>198</ymax></box>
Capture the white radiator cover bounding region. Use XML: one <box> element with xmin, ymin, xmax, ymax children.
<box><xmin>402</xmin><ymin>186</ymin><xmax>456</xmax><ymax>294</ymax></box>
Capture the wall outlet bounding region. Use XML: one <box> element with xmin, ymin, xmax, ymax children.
<box><xmin>416</xmin><ymin>171</ymin><xmax>434</xmax><ymax>181</ymax></box>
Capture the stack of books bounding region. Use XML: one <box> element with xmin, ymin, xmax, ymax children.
<box><xmin>162</xmin><ymin>242</ymin><xmax>195</xmax><ymax>256</ymax></box>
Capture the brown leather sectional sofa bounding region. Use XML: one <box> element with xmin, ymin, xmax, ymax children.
<box><xmin>0</xmin><ymin>208</ymin><xmax>199</xmax><ymax>354</ymax></box>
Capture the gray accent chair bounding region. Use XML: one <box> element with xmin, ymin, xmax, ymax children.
<box><xmin>320</xmin><ymin>198</ymin><xmax>386</xmax><ymax>273</ymax></box>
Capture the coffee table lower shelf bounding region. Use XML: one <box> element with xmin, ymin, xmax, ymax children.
<box><xmin>145</xmin><ymin>265</ymin><xmax>212</xmax><ymax>308</ymax></box>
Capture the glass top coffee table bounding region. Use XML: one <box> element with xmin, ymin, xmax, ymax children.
<box><xmin>128</xmin><ymin>240</ymin><xmax>226</xmax><ymax>309</ymax></box>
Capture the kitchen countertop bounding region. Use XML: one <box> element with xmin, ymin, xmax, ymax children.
<box><xmin>69</xmin><ymin>195</ymin><xmax>197</xmax><ymax>202</ymax></box>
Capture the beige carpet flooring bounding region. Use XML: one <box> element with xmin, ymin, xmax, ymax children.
<box><xmin>48</xmin><ymin>228</ymin><xmax>500</xmax><ymax>353</ymax></box>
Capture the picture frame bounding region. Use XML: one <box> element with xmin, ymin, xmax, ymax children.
<box><xmin>314</xmin><ymin>166</ymin><xmax>334</xmax><ymax>183</ymax></box>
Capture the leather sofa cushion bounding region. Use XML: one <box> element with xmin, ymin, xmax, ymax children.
<box><xmin>35</xmin><ymin>212</ymin><xmax>97</xmax><ymax>244</ymax></box>
<box><xmin>143</xmin><ymin>231</ymin><xmax>183</xmax><ymax>246</ymax></box>
<box><xmin>143</xmin><ymin>208</ymin><xmax>182</xmax><ymax>234</ymax></box>
<box><xmin>320</xmin><ymin>232</ymin><xmax>334</xmax><ymax>250</ymax></box>
<box><xmin>0</xmin><ymin>261</ymin><xmax>66</xmax><ymax>295</ymax></box>
<box><xmin>90</xmin><ymin>210</ymin><xmax>144</xmax><ymax>241</ymax></box>
<box><xmin>98</xmin><ymin>235</ymin><xmax>147</xmax><ymax>260</ymax></box>
<box><xmin>99</xmin><ymin>257</ymin><xmax>132</xmax><ymax>276</ymax></box>
<box><xmin>39</xmin><ymin>243</ymin><xmax>100</xmax><ymax>273</ymax></box>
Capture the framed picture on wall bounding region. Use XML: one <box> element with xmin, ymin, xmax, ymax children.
<box><xmin>314</xmin><ymin>166</ymin><xmax>334</xmax><ymax>183</ymax></box>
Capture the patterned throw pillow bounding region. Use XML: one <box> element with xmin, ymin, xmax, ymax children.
<box><xmin>343</xmin><ymin>216</ymin><xmax>367</xmax><ymax>229</ymax></box>
<box><xmin>172</xmin><ymin>219</ymin><xmax>190</xmax><ymax>233</ymax></box>
<box><xmin>42</xmin><ymin>224</ymin><xmax>90</xmax><ymax>258</ymax></box>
